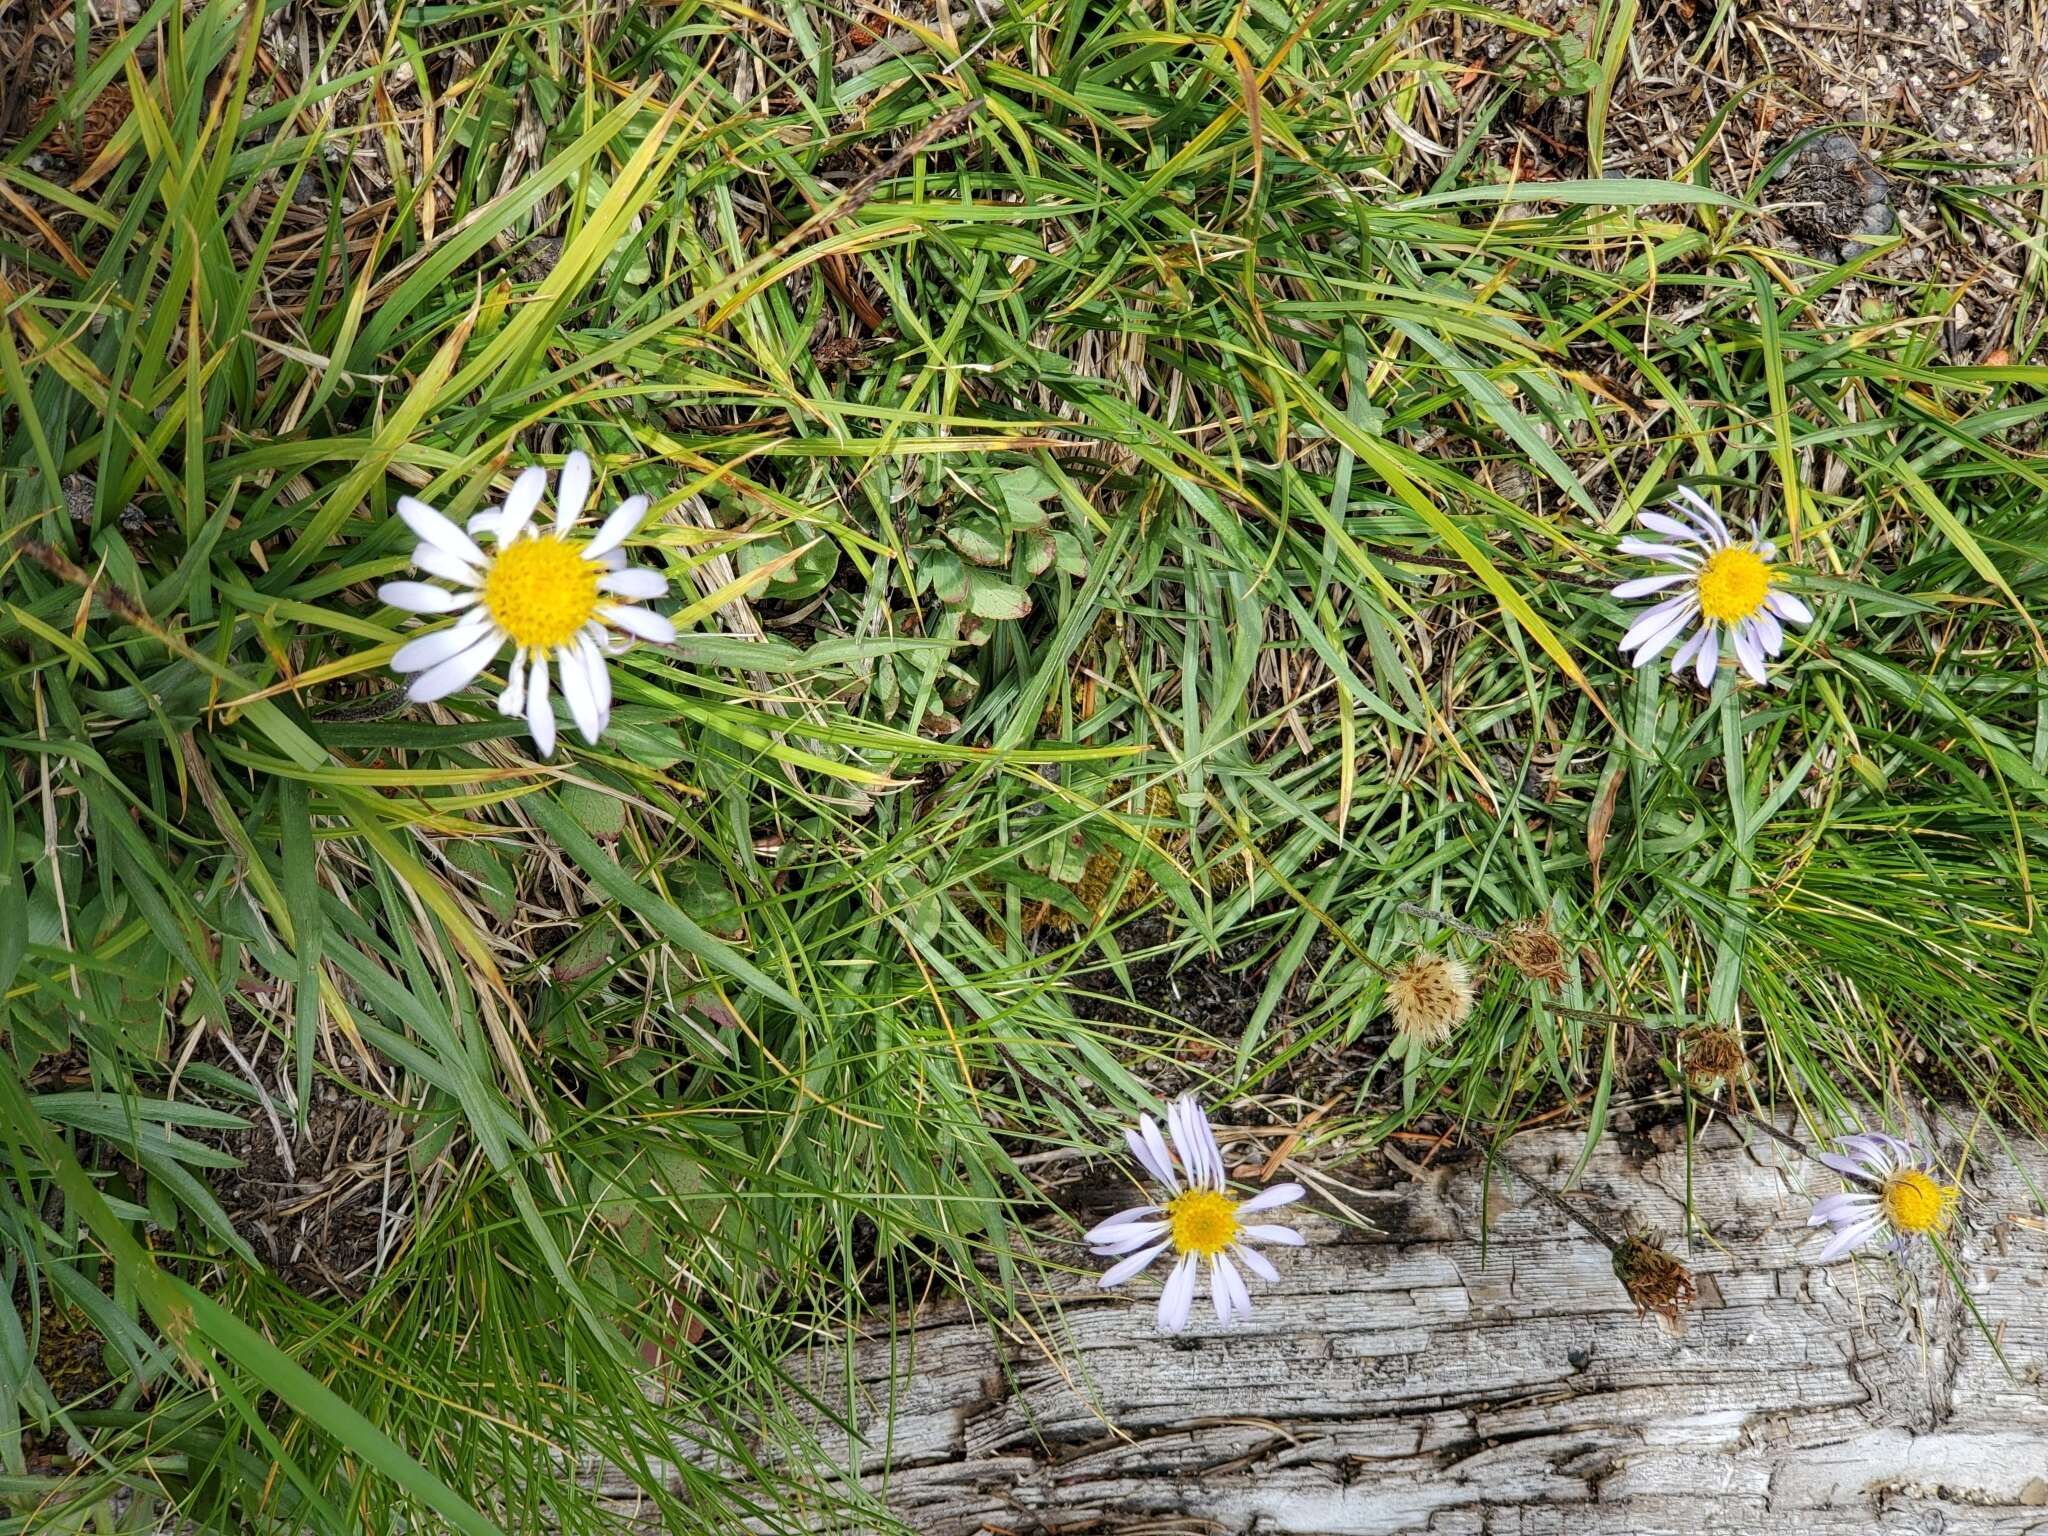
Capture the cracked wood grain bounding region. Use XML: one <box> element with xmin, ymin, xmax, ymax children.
<box><xmin>606</xmin><ymin>1112</ymin><xmax>2048</xmax><ymax>1534</ymax></box>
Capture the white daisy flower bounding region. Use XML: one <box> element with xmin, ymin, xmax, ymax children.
<box><xmin>1088</xmin><ymin>1094</ymin><xmax>1306</xmax><ymax>1333</ymax></box>
<box><xmin>378</xmin><ymin>452</ymin><xmax>675</xmax><ymax>756</ymax></box>
<box><xmin>1807</xmin><ymin>1130</ymin><xmax>1958</xmax><ymax>1262</ymax></box>
<box><xmin>1615</xmin><ymin>485</ymin><xmax>1814</xmax><ymax>686</ymax></box>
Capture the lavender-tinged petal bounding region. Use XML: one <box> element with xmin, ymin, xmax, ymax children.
<box><xmin>1239</xmin><ymin>1223</ymin><xmax>1306</xmax><ymax>1247</ymax></box>
<box><xmin>1754</xmin><ymin>608</ymin><xmax>1784</xmax><ymax>655</ymax></box>
<box><xmin>1733</xmin><ymin>621</ymin><xmax>1770</xmax><ymax>684</ymax></box>
<box><xmin>1127</xmin><ymin>1122</ymin><xmax>1176</xmax><ymax>1191</ymax></box>
<box><xmin>1818</xmin><ymin>1218</ymin><xmax>1883</xmax><ymax>1263</ymax></box>
<box><xmin>1099</xmin><ymin>1242</ymin><xmax>1169</xmax><ymax>1289</ymax></box>
<box><xmin>1233</xmin><ymin>1243</ymin><xmax>1280</xmax><ymax>1283</ymax></box>
<box><xmin>1625</xmin><ymin>602</ymin><xmax>1701</xmax><ymax>667</ymax></box>
<box><xmin>1086</xmin><ymin>1205</ymin><xmax>1162</xmax><ymax>1243</ymax></box>
<box><xmin>1808</xmin><ymin>1191</ymin><xmax>1879</xmax><ymax>1225</ymax></box>
<box><xmin>1694</xmin><ymin>622</ymin><xmax>1721</xmax><ymax>687</ymax></box>
<box><xmin>1620</xmin><ymin>593</ymin><xmax>1697</xmax><ymax>651</ymax></box>
<box><xmin>1090</xmin><ymin>1223</ymin><xmax>1170</xmax><ymax>1256</ymax></box>
<box><xmin>1768</xmin><ymin>589</ymin><xmax>1815</xmax><ymax>625</ymax></box>
<box><xmin>1638</xmin><ymin>510</ymin><xmax>1710</xmax><ymax>544</ymax></box>
<box><xmin>1238</xmin><ymin>1182</ymin><xmax>1306</xmax><ymax>1216</ymax></box>
<box><xmin>1619</xmin><ymin>537</ymin><xmax>1703</xmax><ymax>566</ymax></box>
<box><xmin>1157</xmin><ymin>1255</ymin><xmax>1198</xmax><ymax>1333</ymax></box>
<box><xmin>1612</xmin><ymin>572</ymin><xmax>1693</xmax><ymax>599</ymax></box>
<box><xmin>1669</xmin><ymin>628</ymin><xmax>1708</xmax><ymax>678</ymax></box>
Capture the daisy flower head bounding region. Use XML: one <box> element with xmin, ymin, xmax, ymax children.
<box><xmin>379</xmin><ymin>452</ymin><xmax>675</xmax><ymax>756</ymax></box>
<box><xmin>1087</xmin><ymin>1094</ymin><xmax>1306</xmax><ymax>1334</ymax></box>
<box><xmin>1807</xmin><ymin>1130</ymin><xmax>1959</xmax><ymax>1262</ymax></box>
<box><xmin>1615</xmin><ymin>485</ymin><xmax>1813</xmax><ymax>687</ymax></box>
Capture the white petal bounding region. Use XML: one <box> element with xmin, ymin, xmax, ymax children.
<box><xmin>1169</xmin><ymin>1097</ymin><xmax>1219</xmax><ymax>1189</ymax></box>
<box><xmin>1210</xmin><ymin>1256</ymin><xmax>1235</xmax><ymax>1323</ymax></box>
<box><xmin>1087</xmin><ymin>1205</ymin><xmax>1162</xmax><ymax>1243</ymax></box>
<box><xmin>498</xmin><ymin>465</ymin><xmax>548</xmax><ymax>545</ymax></box>
<box><xmin>1619</xmin><ymin>538</ymin><xmax>1702</xmax><ymax>566</ymax></box>
<box><xmin>1669</xmin><ymin>486</ymin><xmax>1732</xmax><ymax>545</ymax></box>
<box><xmin>1157</xmin><ymin>1255</ymin><xmax>1197</xmax><ymax>1333</ymax></box>
<box><xmin>1621</xmin><ymin>593</ymin><xmax>1697</xmax><ymax>652</ymax></box>
<box><xmin>581</xmin><ymin>632</ymin><xmax>613</xmax><ymax>735</ymax></box>
<box><xmin>555</xmin><ymin>451</ymin><xmax>592</xmax><ymax>534</ymax></box>
<box><xmin>467</xmin><ymin>507</ymin><xmax>502</xmax><ymax>540</ymax></box>
<box><xmin>499</xmin><ymin>648</ymin><xmax>528</xmax><ymax>717</ymax></box>
<box><xmin>1694</xmin><ymin>623</ymin><xmax>1721</xmax><ymax>687</ymax></box>
<box><xmin>1754</xmin><ymin>608</ymin><xmax>1784</xmax><ymax>655</ymax></box>
<box><xmin>1099</xmin><ymin>1241</ymin><xmax>1169</xmax><ymax>1289</ymax></box>
<box><xmin>1733</xmin><ymin>621</ymin><xmax>1769</xmax><ymax>684</ymax></box>
<box><xmin>1638</xmin><ymin>511</ymin><xmax>1708</xmax><ymax>544</ymax></box>
<box><xmin>1239</xmin><ymin>1223</ymin><xmax>1305</xmax><ymax>1246</ymax></box>
<box><xmin>379</xmin><ymin>581</ymin><xmax>472</xmax><ymax>614</ymax></box>
<box><xmin>559</xmin><ymin>640</ymin><xmax>604</xmax><ymax>745</ymax></box>
<box><xmin>1188</xmin><ymin>1098</ymin><xmax>1224</xmax><ymax>1188</ymax></box>
<box><xmin>1091</xmin><ymin>1222</ymin><xmax>1170</xmax><ymax>1256</ymax></box>
<box><xmin>412</xmin><ymin>542</ymin><xmax>484</xmax><ymax>586</ymax></box>
<box><xmin>1163</xmin><ymin>1100</ymin><xmax>1199</xmax><ymax>1185</ymax></box>
<box><xmin>391</xmin><ymin>613</ymin><xmax>493</xmax><ymax>674</ymax></box>
<box><xmin>582</xmin><ymin>495</ymin><xmax>652</xmax><ymax>561</ymax></box>
<box><xmin>1239</xmin><ymin>1182</ymin><xmax>1305</xmax><ymax>1216</ymax></box>
<box><xmin>526</xmin><ymin>655</ymin><xmax>556</xmax><ymax>758</ymax></box>
<box><xmin>1808</xmin><ymin>1191</ymin><xmax>1879</xmax><ymax>1225</ymax></box>
<box><xmin>1217</xmin><ymin>1252</ymin><xmax>1253</xmax><ymax>1320</ymax></box>
<box><xmin>1233</xmin><ymin>1243</ymin><xmax>1280</xmax><ymax>1283</ymax></box>
<box><xmin>405</xmin><ymin>629</ymin><xmax>504</xmax><ymax>703</ymax></box>
<box><xmin>1669</xmin><ymin>628</ymin><xmax>1708</xmax><ymax>678</ymax></box>
<box><xmin>1128</xmin><ymin>1119</ymin><xmax>1178</xmax><ymax>1192</ymax></box>
<box><xmin>599</xmin><ymin>567</ymin><xmax>667</xmax><ymax>600</ymax></box>
<box><xmin>1818</xmin><ymin>1218</ymin><xmax>1882</xmax><ymax>1262</ymax></box>
<box><xmin>600</xmin><ymin>604</ymin><xmax>676</xmax><ymax>644</ymax></box>
<box><xmin>1611</xmin><ymin>572</ymin><xmax>1692</xmax><ymax>600</ymax></box>
<box><xmin>1768</xmin><ymin>589</ymin><xmax>1814</xmax><ymax>625</ymax></box>
<box><xmin>1671</xmin><ymin>489</ymin><xmax>1720</xmax><ymax>528</ymax></box>
<box><xmin>399</xmin><ymin>496</ymin><xmax>487</xmax><ymax>566</ymax></box>
<box><xmin>1629</xmin><ymin>603</ymin><xmax>1701</xmax><ymax>668</ymax></box>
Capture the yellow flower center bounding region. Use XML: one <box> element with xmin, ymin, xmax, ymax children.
<box><xmin>1881</xmin><ymin>1169</ymin><xmax>1957</xmax><ymax>1235</ymax></box>
<box><xmin>484</xmin><ymin>537</ymin><xmax>599</xmax><ymax>651</ymax></box>
<box><xmin>1166</xmin><ymin>1189</ymin><xmax>1240</xmax><ymax>1258</ymax></box>
<box><xmin>1695</xmin><ymin>545</ymin><xmax>1772</xmax><ymax>624</ymax></box>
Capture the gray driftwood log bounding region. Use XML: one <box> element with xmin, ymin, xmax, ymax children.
<box><xmin>597</xmin><ymin>1112</ymin><xmax>2048</xmax><ymax>1533</ymax></box>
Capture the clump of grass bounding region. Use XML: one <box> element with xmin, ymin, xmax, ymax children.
<box><xmin>1</xmin><ymin>0</ymin><xmax>2043</xmax><ymax>1528</ymax></box>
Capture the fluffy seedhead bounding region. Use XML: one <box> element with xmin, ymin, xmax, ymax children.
<box><xmin>1385</xmin><ymin>951</ymin><xmax>1475</xmax><ymax>1046</ymax></box>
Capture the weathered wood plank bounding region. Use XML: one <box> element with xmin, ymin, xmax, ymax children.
<box><xmin>612</xmin><ymin>1112</ymin><xmax>2048</xmax><ymax>1533</ymax></box>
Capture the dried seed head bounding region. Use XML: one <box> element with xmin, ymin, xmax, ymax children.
<box><xmin>1679</xmin><ymin>1026</ymin><xmax>1748</xmax><ymax>1094</ymax></box>
<box><xmin>1385</xmin><ymin>951</ymin><xmax>1475</xmax><ymax>1045</ymax></box>
<box><xmin>1613</xmin><ymin>1234</ymin><xmax>1696</xmax><ymax>1323</ymax></box>
<box><xmin>1493</xmin><ymin>917</ymin><xmax>1569</xmax><ymax>992</ymax></box>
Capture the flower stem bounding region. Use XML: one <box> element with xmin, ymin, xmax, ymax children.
<box><xmin>1397</xmin><ymin>903</ymin><xmax>1498</xmax><ymax>942</ymax></box>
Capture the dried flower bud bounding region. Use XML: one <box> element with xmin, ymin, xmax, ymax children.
<box><xmin>1493</xmin><ymin>916</ymin><xmax>1569</xmax><ymax>992</ymax></box>
<box><xmin>1679</xmin><ymin>1026</ymin><xmax>1748</xmax><ymax>1094</ymax></box>
<box><xmin>1613</xmin><ymin>1234</ymin><xmax>1696</xmax><ymax>1323</ymax></box>
<box><xmin>1385</xmin><ymin>951</ymin><xmax>1475</xmax><ymax>1046</ymax></box>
